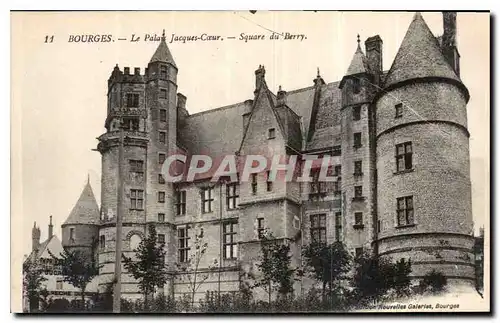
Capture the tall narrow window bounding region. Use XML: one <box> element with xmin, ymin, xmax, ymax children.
<box><xmin>266</xmin><ymin>171</ymin><xmax>273</xmax><ymax>192</ymax></box>
<box><xmin>223</xmin><ymin>221</ymin><xmax>238</xmax><ymax>259</ymax></box>
<box><xmin>251</xmin><ymin>174</ymin><xmax>258</xmax><ymax>195</ymax></box>
<box><xmin>396</xmin><ymin>142</ymin><xmax>413</xmax><ymax>172</ymax></box>
<box><xmin>353</xmin><ymin>132</ymin><xmax>362</xmax><ymax>148</ymax></box>
<box><xmin>354</xmin><ymin>160</ymin><xmax>363</xmax><ymax>175</ymax></box>
<box><xmin>158</xmin><ymin>213</ymin><xmax>165</xmax><ymax>222</ymax></box>
<box><xmin>227</xmin><ymin>183</ymin><xmax>239</xmax><ymax>210</ymax></box>
<box><xmin>201</xmin><ymin>187</ymin><xmax>214</xmax><ymax>213</ymax></box>
<box><xmin>309</xmin><ymin>169</ymin><xmax>325</xmax><ymax>200</ymax></box>
<box><xmin>335</xmin><ymin>212</ymin><xmax>342</xmax><ymax>242</ymax></box>
<box><xmin>355</xmin><ymin>247</ymin><xmax>364</xmax><ymax>258</ymax></box>
<box><xmin>334</xmin><ymin>165</ymin><xmax>341</xmax><ymax>177</ymax></box>
<box><xmin>56</xmin><ymin>279</ymin><xmax>63</xmax><ymax>290</ymax></box>
<box><xmin>159</xmin><ymin>153</ymin><xmax>166</xmax><ymax>164</ymax></box>
<box><xmin>397</xmin><ymin>196</ymin><xmax>414</xmax><ymax>227</ymax></box>
<box><xmin>160</xmin><ymin>65</ymin><xmax>168</xmax><ymax>79</ymax></box>
<box><xmin>158</xmin><ymin>191</ymin><xmax>166</xmax><ymax>203</ymax></box>
<box><xmin>353</xmin><ymin>105</ymin><xmax>361</xmax><ymax>121</ymax></box>
<box><xmin>159</xmin><ymin>131</ymin><xmax>166</xmax><ymax>144</ymax></box>
<box><xmin>99</xmin><ymin>235</ymin><xmax>105</xmax><ymax>250</ymax></box>
<box><xmin>334</xmin><ymin>177</ymin><xmax>342</xmax><ymax>195</ymax></box>
<box><xmin>178</xmin><ymin>227</ymin><xmax>190</xmax><ymax>263</ymax></box>
<box><xmin>176</xmin><ymin>190</ymin><xmax>186</xmax><ymax>215</ymax></box>
<box><xmin>353</xmin><ymin>78</ymin><xmax>361</xmax><ymax>94</ymax></box>
<box><xmin>395</xmin><ymin>103</ymin><xmax>403</xmax><ymax>118</ymax></box>
<box><xmin>158</xmin><ymin>234</ymin><xmax>165</xmax><ymax>244</ymax></box>
<box><xmin>257</xmin><ymin>218</ymin><xmax>265</xmax><ymax>239</ymax></box>
<box><xmin>354</xmin><ymin>212</ymin><xmax>364</xmax><ymax>229</ymax></box>
<box><xmin>159</xmin><ymin>89</ymin><xmax>167</xmax><ymax>99</ymax></box>
<box><xmin>160</xmin><ymin>109</ymin><xmax>167</xmax><ymax>122</ymax></box>
<box><xmin>158</xmin><ymin>174</ymin><xmax>165</xmax><ymax>184</ymax></box>
<box><xmin>354</xmin><ymin>186</ymin><xmax>363</xmax><ymax>199</ymax></box>
<box><xmin>126</xmin><ymin>93</ymin><xmax>139</xmax><ymax>107</ymax></box>
<box><xmin>130</xmin><ymin>189</ymin><xmax>144</xmax><ymax>210</ymax></box>
<box><xmin>310</xmin><ymin>214</ymin><xmax>327</xmax><ymax>243</ymax></box>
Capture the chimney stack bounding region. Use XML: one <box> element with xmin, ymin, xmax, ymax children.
<box><xmin>441</xmin><ymin>12</ymin><xmax>460</xmax><ymax>76</ymax></box>
<box><xmin>48</xmin><ymin>215</ymin><xmax>53</xmax><ymax>238</ymax></box>
<box><xmin>277</xmin><ymin>85</ymin><xmax>287</xmax><ymax>106</ymax></box>
<box><xmin>32</xmin><ymin>222</ymin><xmax>40</xmax><ymax>252</ymax></box>
<box><xmin>365</xmin><ymin>35</ymin><xmax>383</xmax><ymax>82</ymax></box>
<box><xmin>255</xmin><ymin>65</ymin><xmax>266</xmax><ymax>93</ymax></box>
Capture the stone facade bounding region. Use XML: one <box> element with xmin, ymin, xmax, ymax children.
<box><xmin>55</xmin><ymin>13</ymin><xmax>475</xmax><ymax>303</ymax></box>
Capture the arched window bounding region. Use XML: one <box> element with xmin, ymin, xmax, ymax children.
<box><xmin>130</xmin><ymin>234</ymin><xmax>142</xmax><ymax>251</ymax></box>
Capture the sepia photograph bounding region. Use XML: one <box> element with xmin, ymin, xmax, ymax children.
<box><xmin>11</xmin><ymin>10</ymin><xmax>490</xmax><ymax>313</ymax></box>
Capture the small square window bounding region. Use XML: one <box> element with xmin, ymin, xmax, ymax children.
<box><xmin>159</xmin><ymin>89</ymin><xmax>167</xmax><ymax>99</ymax></box>
<box><xmin>268</xmin><ymin>128</ymin><xmax>276</xmax><ymax>139</ymax></box>
<box><xmin>355</xmin><ymin>247</ymin><xmax>364</xmax><ymax>258</ymax></box>
<box><xmin>395</xmin><ymin>103</ymin><xmax>403</xmax><ymax>118</ymax></box>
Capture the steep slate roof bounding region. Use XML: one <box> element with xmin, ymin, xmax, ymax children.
<box><xmin>178</xmin><ymin>80</ymin><xmax>341</xmax><ymax>156</ymax></box>
<box><xmin>150</xmin><ymin>32</ymin><xmax>177</xmax><ymax>67</ymax></box>
<box><xmin>25</xmin><ymin>235</ymin><xmax>63</xmax><ymax>263</ymax></box>
<box><xmin>177</xmin><ymin>14</ymin><xmax>450</xmax><ymax>157</ymax></box>
<box><xmin>384</xmin><ymin>12</ymin><xmax>461</xmax><ymax>88</ymax></box>
<box><xmin>346</xmin><ymin>42</ymin><xmax>370</xmax><ymax>75</ymax></box>
<box><xmin>63</xmin><ymin>180</ymin><xmax>100</xmax><ymax>226</ymax></box>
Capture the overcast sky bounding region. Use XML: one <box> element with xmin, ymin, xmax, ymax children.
<box><xmin>11</xmin><ymin>11</ymin><xmax>489</xmax><ymax>257</ymax></box>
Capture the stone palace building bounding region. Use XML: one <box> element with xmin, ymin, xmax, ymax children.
<box><xmin>29</xmin><ymin>12</ymin><xmax>475</xmax><ymax>303</ymax></box>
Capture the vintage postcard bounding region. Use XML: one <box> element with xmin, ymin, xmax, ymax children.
<box><xmin>11</xmin><ymin>11</ymin><xmax>490</xmax><ymax>313</ymax></box>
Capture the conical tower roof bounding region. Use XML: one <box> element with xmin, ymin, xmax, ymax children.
<box><xmin>384</xmin><ymin>12</ymin><xmax>461</xmax><ymax>88</ymax></box>
<box><xmin>149</xmin><ymin>30</ymin><xmax>177</xmax><ymax>68</ymax></box>
<box><xmin>345</xmin><ymin>36</ymin><xmax>370</xmax><ymax>75</ymax></box>
<box><xmin>63</xmin><ymin>178</ymin><xmax>100</xmax><ymax>226</ymax></box>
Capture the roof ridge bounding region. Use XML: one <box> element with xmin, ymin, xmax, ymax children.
<box><xmin>187</xmin><ymin>101</ymin><xmax>248</xmax><ymax>118</ymax></box>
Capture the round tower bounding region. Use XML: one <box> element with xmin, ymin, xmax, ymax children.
<box><xmin>96</xmin><ymin>30</ymin><xmax>178</xmax><ymax>298</ymax></box>
<box><xmin>375</xmin><ymin>13</ymin><xmax>474</xmax><ymax>285</ymax></box>
<box><xmin>61</xmin><ymin>178</ymin><xmax>100</xmax><ymax>262</ymax></box>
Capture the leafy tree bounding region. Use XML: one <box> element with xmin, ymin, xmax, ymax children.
<box><xmin>122</xmin><ymin>224</ymin><xmax>168</xmax><ymax>308</ymax></box>
<box><xmin>50</xmin><ymin>248</ymin><xmax>100</xmax><ymax>309</ymax></box>
<box><xmin>22</xmin><ymin>259</ymin><xmax>47</xmax><ymax>312</ymax></box>
<box><xmin>351</xmin><ymin>253</ymin><xmax>413</xmax><ymax>305</ymax></box>
<box><xmin>418</xmin><ymin>270</ymin><xmax>447</xmax><ymax>294</ymax></box>
<box><xmin>392</xmin><ymin>258</ymin><xmax>412</xmax><ymax>297</ymax></box>
<box><xmin>175</xmin><ymin>225</ymin><xmax>218</xmax><ymax>310</ymax></box>
<box><xmin>252</xmin><ymin>232</ymin><xmax>297</xmax><ymax>305</ymax></box>
<box><xmin>350</xmin><ymin>252</ymin><xmax>395</xmax><ymax>303</ymax></box>
<box><xmin>302</xmin><ymin>241</ymin><xmax>351</xmax><ymax>302</ymax></box>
